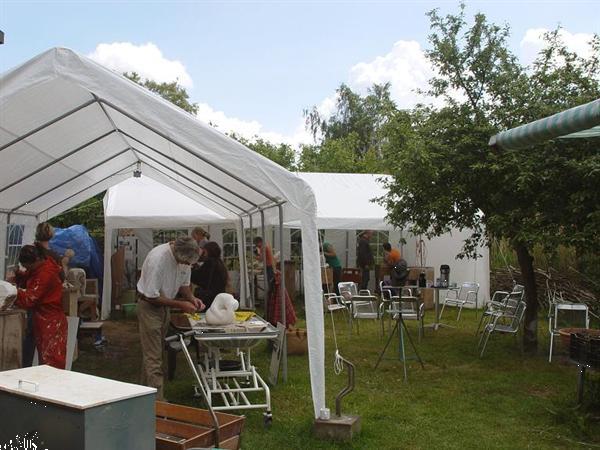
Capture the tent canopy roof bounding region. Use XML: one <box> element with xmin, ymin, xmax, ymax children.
<box><xmin>292</xmin><ymin>172</ymin><xmax>393</xmax><ymax>229</ymax></box>
<box><xmin>489</xmin><ymin>98</ymin><xmax>600</xmax><ymax>150</ymax></box>
<box><xmin>0</xmin><ymin>47</ymin><xmax>316</xmax><ymax>224</ymax></box>
<box><xmin>104</xmin><ymin>176</ymin><xmax>230</xmax><ymax>229</ymax></box>
<box><xmin>105</xmin><ymin>172</ymin><xmax>395</xmax><ymax>231</ymax></box>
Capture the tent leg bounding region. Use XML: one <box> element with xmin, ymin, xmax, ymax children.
<box><xmin>279</xmin><ymin>205</ymin><xmax>287</xmax><ymax>383</ymax></box>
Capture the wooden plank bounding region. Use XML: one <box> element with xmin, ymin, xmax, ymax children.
<box><xmin>156</xmin><ymin>417</ymin><xmax>211</xmax><ymax>439</ymax></box>
<box><xmin>220</xmin><ymin>434</ymin><xmax>241</xmax><ymax>450</ymax></box>
<box><xmin>155</xmin><ymin>401</ymin><xmax>244</xmax><ymax>440</ymax></box>
<box><xmin>0</xmin><ymin>310</ymin><xmax>24</xmax><ymax>371</ymax></box>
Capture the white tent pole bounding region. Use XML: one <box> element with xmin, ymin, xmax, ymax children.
<box><xmin>0</xmin><ymin>209</ymin><xmax>37</xmax><ymax>216</ymax></box>
<box><xmin>248</xmin><ymin>214</ymin><xmax>255</xmax><ymax>310</ymax></box>
<box><xmin>345</xmin><ymin>230</ymin><xmax>350</xmax><ymax>268</ymax></box>
<box><xmin>0</xmin><ymin>99</ymin><xmax>96</xmax><ymax>152</ymax></box>
<box><xmin>237</xmin><ymin>217</ymin><xmax>249</xmax><ymax>309</ymax></box>
<box><xmin>101</xmin><ymin>226</ymin><xmax>115</xmax><ymax>320</ymax></box>
<box><xmin>278</xmin><ymin>204</ymin><xmax>287</xmax><ymax>383</ymax></box>
<box><xmin>2</xmin><ymin>212</ymin><xmax>11</xmax><ymax>279</ymax></box>
<box><xmin>260</xmin><ymin>210</ymin><xmax>269</xmax><ymax>308</ymax></box>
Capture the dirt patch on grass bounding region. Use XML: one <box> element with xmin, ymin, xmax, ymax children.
<box><xmin>527</xmin><ymin>386</ymin><xmax>555</xmax><ymax>399</ymax></box>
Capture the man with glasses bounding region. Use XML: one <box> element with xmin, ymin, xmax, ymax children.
<box><xmin>137</xmin><ymin>236</ymin><xmax>204</xmax><ymax>399</ymax></box>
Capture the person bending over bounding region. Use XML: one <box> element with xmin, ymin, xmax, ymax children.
<box><xmin>136</xmin><ymin>236</ymin><xmax>204</xmax><ymax>400</ymax></box>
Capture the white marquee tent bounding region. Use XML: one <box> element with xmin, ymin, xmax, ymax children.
<box><xmin>0</xmin><ymin>48</ymin><xmax>326</xmax><ymax>418</ymax></box>
<box><xmin>104</xmin><ymin>172</ymin><xmax>490</xmax><ymax>302</ymax></box>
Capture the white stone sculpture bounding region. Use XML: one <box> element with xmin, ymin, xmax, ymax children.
<box><xmin>205</xmin><ymin>293</ymin><xmax>239</xmax><ymax>325</ymax></box>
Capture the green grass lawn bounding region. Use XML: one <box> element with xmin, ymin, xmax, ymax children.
<box><xmin>73</xmin><ymin>308</ymin><xmax>599</xmax><ymax>449</ymax></box>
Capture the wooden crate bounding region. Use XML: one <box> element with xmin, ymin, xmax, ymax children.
<box><xmin>341</xmin><ymin>268</ymin><xmax>361</xmax><ymax>284</ymax></box>
<box><xmin>155</xmin><ymin>401</ymin><xmax>245</xmax><ymax>450</ymax></box>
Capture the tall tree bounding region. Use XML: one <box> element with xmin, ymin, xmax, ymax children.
<box><xmin>124</xmin><ymin>72</ymin><xmax>199</xmax><ymax>115</ymax></box>
<box><xmin>230</xmin><ymin>134</ymin><xmax>298</xmax><ymax>171</ymax></box>
<box><xmin>301</xmin><ymin>83</ymin><xmax>402</xmax><ymax>173</ymax></box>
<box><xmin>380</xmin><ymin>5</ymin><xmax>600</xmax><ymax>352</ymax></box>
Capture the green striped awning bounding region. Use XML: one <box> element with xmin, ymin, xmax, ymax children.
<box><xmin>489</xmin><ymin>98</ymin><xmax>600</xmax><ymax>150</ymax></box>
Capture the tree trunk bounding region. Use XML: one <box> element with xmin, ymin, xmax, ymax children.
<box><xmin>514</xmin><ymin>241</ymin><xmax>538</xmax><ymax>353</ymax></box>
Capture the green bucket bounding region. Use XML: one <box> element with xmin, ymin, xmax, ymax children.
<box><xmin>122</xmin><ymin>303</ymin><xmax>138</xmax><ymax>318</ymax></box>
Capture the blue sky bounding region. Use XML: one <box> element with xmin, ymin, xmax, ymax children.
<box><xmin>1</xmin><ymin>1</ymin><xmax>598</xmax><ymax>145</ymax></box>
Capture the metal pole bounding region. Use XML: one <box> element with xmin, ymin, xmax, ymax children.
<box><xmin>345</xmin><ymin>230</ymin><xmax>350</xmax><ymax>267</ymax></box>
<box><xmin>260</xmin><ymin>210</ymin><xmax>268</xmax><ymax>305</ymax></box>
<box><xmin>278</xmin><ymin>204</ymin><xmax>287</xmax><ymax>382</ymax></box>
<box><xmin>249</xmin><ymin>214</ymin><xmax>255</xmax><ymax>311</ymax></box>
<box><xmin>3</xmin><ymin>213</ymin><xmax>11</xmax><ymax>279</ymax></box>
<box><xmin>238</xmin><ymin>217</ymin><xmax>249</xmax><ymax>309</ymax></box>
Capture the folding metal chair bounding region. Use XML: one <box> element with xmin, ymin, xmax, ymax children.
<box><xmin>439</xmin><ymin>281</ymin><xmax>479</xmax><ymax>321</ymax></box>
<box><xmin>338</xmin><ymin>281</ymin><xmax>378</xmax><ymax>334</ymax></box>
<box><xmin>479</xmin><ymin>300</ymin><xmax>526</xmax><ymax>357</ymax></box>
<box><xmin>476</xmin><ymin>284</ymin><xmax>524</xmax><ymax>336</ymax></box>
<box><xmin>548</xmin><ymin>300</ymin><xmax>589</xmax><ymax>363</ymax></box>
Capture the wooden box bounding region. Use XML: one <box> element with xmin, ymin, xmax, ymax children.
<box><xmin>62</xmin><ymin>286</ymin><xmax>79</xmax><ymax>317</ymax></box>
<box><xmin>0</xmin><ymin>365</ymin><xmax>156</xmax><ymax>449</ymax></box>
<box><xmin>341</xmin><ymin>268</ymin><xmax>361</xmax><ymax>284</ymax></box>
<box><xmin>321</xmin><ymin>267</ymin><xmax>333</xmax><ymax>292</ymax></box>
<box><xmin>0</xmin><ymin>309</ymin><xmax>25</xmax><ymax>371</ymax></box>
<box><xmin>156</xmin><ymin>401</ymin><xmax>245</xmax><ymax>450</ymax></box>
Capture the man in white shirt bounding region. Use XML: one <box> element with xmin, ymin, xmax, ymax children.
<box><xmin>137</xmin><ymin>236</ymin><xmax>204</xmax><ymax>399</ymax></box>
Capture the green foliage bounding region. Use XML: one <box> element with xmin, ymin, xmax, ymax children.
<box><xmin>230</xmin><ymin>133</ymin><xmax>298</xmax><ymax>171</ymax></box>
<box><xmin>124</xmin><ymin>72</ymin><xmax>199</xmax><ymax>115</ymax></box>
<box><xmin>301</xmin><ymin>83</ymin><xmax>403</xmax><ymax>173</ymax></box>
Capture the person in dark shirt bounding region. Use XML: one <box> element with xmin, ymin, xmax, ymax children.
<box><xmin>190</xmin><ymin>241</ymin><xmax>229</xmax><ymax>309</ymax></box>
<box><xmin>356</xmin><ymin>230</ymin><xmax>374</xmax><ymax>290</ymax></box>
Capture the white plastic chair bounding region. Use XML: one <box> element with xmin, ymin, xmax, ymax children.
<box><xmin>439</xmin><ymin>281</ymin><xmax>479</xmax><ymax>321</ymax></box>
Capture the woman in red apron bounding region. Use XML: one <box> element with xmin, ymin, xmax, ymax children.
<box><xmin>15</xmin><ymin>245</ymin><xmax>67</xmax><ymax>369</ymax></box>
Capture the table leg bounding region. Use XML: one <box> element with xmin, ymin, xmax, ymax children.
<box><xmin>434</xmin><ymin>289</ymin><xmax>440</xmax><ymax>330</ymax></box>
<box><xmin>425</xmin><ymin>288</ymin><xmax>455</xmax><ymax>331</ymax></box>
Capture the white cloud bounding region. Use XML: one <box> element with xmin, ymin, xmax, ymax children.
<box><xmin>520</xmin><ymin>28</ymin><xmax>595</xmax><ymax>66</ymax></box>
<box><xmin>88</xmin><ymin>42</ymin><xmax>193</xmax><ymax>88</ymax></box>
<box><xmin>348</xmin><ymin>40</ymin><xmax>436</xmax><ymax>108</ymax></box>
<box><xmin>196</xmin><ymin>103</ymin><xmax>313</xmax><ymax>149</ymax></box>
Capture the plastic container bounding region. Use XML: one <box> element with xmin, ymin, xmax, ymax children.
<box><xmin>122</xmin><ymin>303</ymin><xmax>137</xmax><ymax>318</ymax></box>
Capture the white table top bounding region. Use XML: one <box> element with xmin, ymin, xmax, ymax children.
<box><xmin>0</xmin><ymin>365</ymin><xmax>156</xmax><ymax>410</ymax></box>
